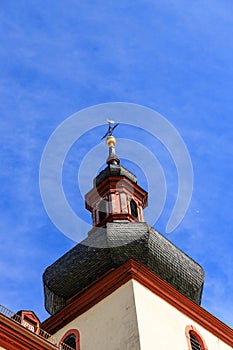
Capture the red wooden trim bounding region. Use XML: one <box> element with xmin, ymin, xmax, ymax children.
<box><xmin>42</xmin><ymin>259</ymin><xmax>233</xmax><ymax>347</ymax></box>
<box><xmin>0</xmin><ymin>313</ymin><xmax>56</xmax><ymax>349</ymax></box>
<box><xmin>85</xmin><ymin>176</ymin><xmax>148</xmax><ymax>211</ymax></box>
<box><xmin>95</xmin><ymin>213</ymin><xmax>139</xmax><ymax>226</ymax></box>
<box><xmin>59</xmin><ymin>329</ymin><xmax>80</xmax><ymax>350</ymax></box>
<box><xmin>185</xmin><ymin>325</ymin><xmax>208</xmax><ymax>350</ymax></box>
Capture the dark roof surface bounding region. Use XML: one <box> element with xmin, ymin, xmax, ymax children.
<box><xmin>94</xmin><ymin>164</ymin><xmax>137</xmax><ymax>186</ymax></box>
<box><xmin>43</xmin><ymin>222</ymin><xmax>205</xmax><ymax>315</ymax></box>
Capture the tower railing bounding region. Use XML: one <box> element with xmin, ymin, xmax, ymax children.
<box><xmin>0</xmin><ymin>304</ymin><xmax>74</xmax><ymax>350</ymax></box>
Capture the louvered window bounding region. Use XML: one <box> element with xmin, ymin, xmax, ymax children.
<box><xmin>190</xmin><ymin>332</ymin><xmax>202</xmax><ymax>350</ymax></box>
<box><xmin>60</xmin><ymin>329</ymin><xmax>80</xmax><ymax>350</ymax></box>
<box><xmin>63</xmin><ymin>334</ymin><xmax>76</xmax><ymax>349</ymax></box>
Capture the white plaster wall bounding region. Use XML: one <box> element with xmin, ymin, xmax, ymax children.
<box><xmin>52</xmin><ymin>279</ymin><xmax>232</xmax><ymax>350</ymax></box>
<box><xmin>53</xmin><ymin>280</ymin><xmax>140</xmax><ymax>350</ymax></box>
<box><xmin>132</xmin><ymin>280</ymin><xmax>231</xmax><ymax>350</ymax></box>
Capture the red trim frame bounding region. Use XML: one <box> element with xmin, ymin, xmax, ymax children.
<box><xmin>185</xmin><ymin>325</ymin><xmax>208</xmax><ymax>350</ymax></box>
<box><xmin>59</xmin><ymin>329</ymin><xmax>80</xmax><ymax>350</ymax></box>
<box><xmin>85</xmin><ymin>175</ymin><xmax>148</xmax><ymax>227</ymax></box>
<box><xmin>42</xmin><ymin>259</ymin><xmax>233</xmax><ymax>347</ymax></box>
<box><xmin>85</xmin><ymin>175</ymin><xmax>148</xmax><ymax>212</ymax></box>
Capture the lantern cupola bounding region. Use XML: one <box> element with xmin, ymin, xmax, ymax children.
<box><xmin>85</xmin><ymin>134</ymin><xmax>148</xmax><ymax>228</ymax></box>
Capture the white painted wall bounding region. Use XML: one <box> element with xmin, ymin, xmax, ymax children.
<box><xmin>132</xmin><ymin>280</ymin><xmax>231</xmax><ymax>350</ymax></box>
<box><xmin>53</xmin><ymin>280</ymin><xmax>141</xmax><ymax>350</ymax></box>
<box><xmin>53</xmin><ymin>279</ymin><xmax>232</xmax><ymax>350</ymax></box>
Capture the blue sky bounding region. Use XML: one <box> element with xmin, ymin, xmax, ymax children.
<box><xmin>0</xmin><ymin>0</ymin><xmax>232</xmax><ymax>329</ymax></box>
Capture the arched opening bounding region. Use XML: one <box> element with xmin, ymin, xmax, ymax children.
<box><xmin>185</xmin><ymin>326</ymin><xmax>208</xmax><ymax>350</ymax></box>
<box><xmin>130</xmin><ymin>199</ymin><xmax>138</xmax><ymax>219</ymax></box>
<box><xmin>99</xmin><ymin>199</ymin><xmax>107</xmax><ymax>223</ymax></box>
<box><xmin>60</xmin><ymin>329</ymin><xmax>80</xmax><ymax>350</ymax></box>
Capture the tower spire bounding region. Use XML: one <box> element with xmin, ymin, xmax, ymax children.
<box><xmin>101</xmin><ymin>119</ymin><xmax>120</xmax><ymax>165</ymax></box>
<box><xmin>106</xmin><ymin>135</ymin><xmax>120</xmax><ymax>165</ymax></box>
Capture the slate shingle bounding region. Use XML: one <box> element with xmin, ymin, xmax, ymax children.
<box><xmin>43</xmin><ymin>222</ymin><xmax>205</xmax><ymax>315</ymax></box>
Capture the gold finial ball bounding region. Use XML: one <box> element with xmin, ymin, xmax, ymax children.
<box><xmin>106</xmin><ymin>135</ymin><xmax>116</xmax><ymax>147</ymax></box>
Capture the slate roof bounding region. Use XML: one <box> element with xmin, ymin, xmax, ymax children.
<box><xmin>94</xmin><ymin>164</ymin><xmax>137</xmax><ymax>186</ymax></box>
<box><xmin>43</xmin><ymin>222</ymin><xmax>205</xmax><ymax>315</ymax></box>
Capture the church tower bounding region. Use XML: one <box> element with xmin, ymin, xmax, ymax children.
<box><xmin>0</xmin><ymin>126</ymin><xmax>233</xmax><ymax>350</ymax></box>
<box><xmin>1</xmin><ymin>128</ymin><xmax>232</xmax><ymax>349</ymax></box>
<box><xmin>40</xmin><ymin>132</ymin><xmax>232</xmax><ymax>350</ymax></box>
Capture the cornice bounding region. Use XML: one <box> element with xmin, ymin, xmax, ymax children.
<box><xmin>85</xmin><ymin>175</ymin><xmax>148</xmax><ymax>210</ymax></box>
<box><xmin>42</xmin><ymin>259</ymin><xmax>233</xmax><ymax>347</ymax></box>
